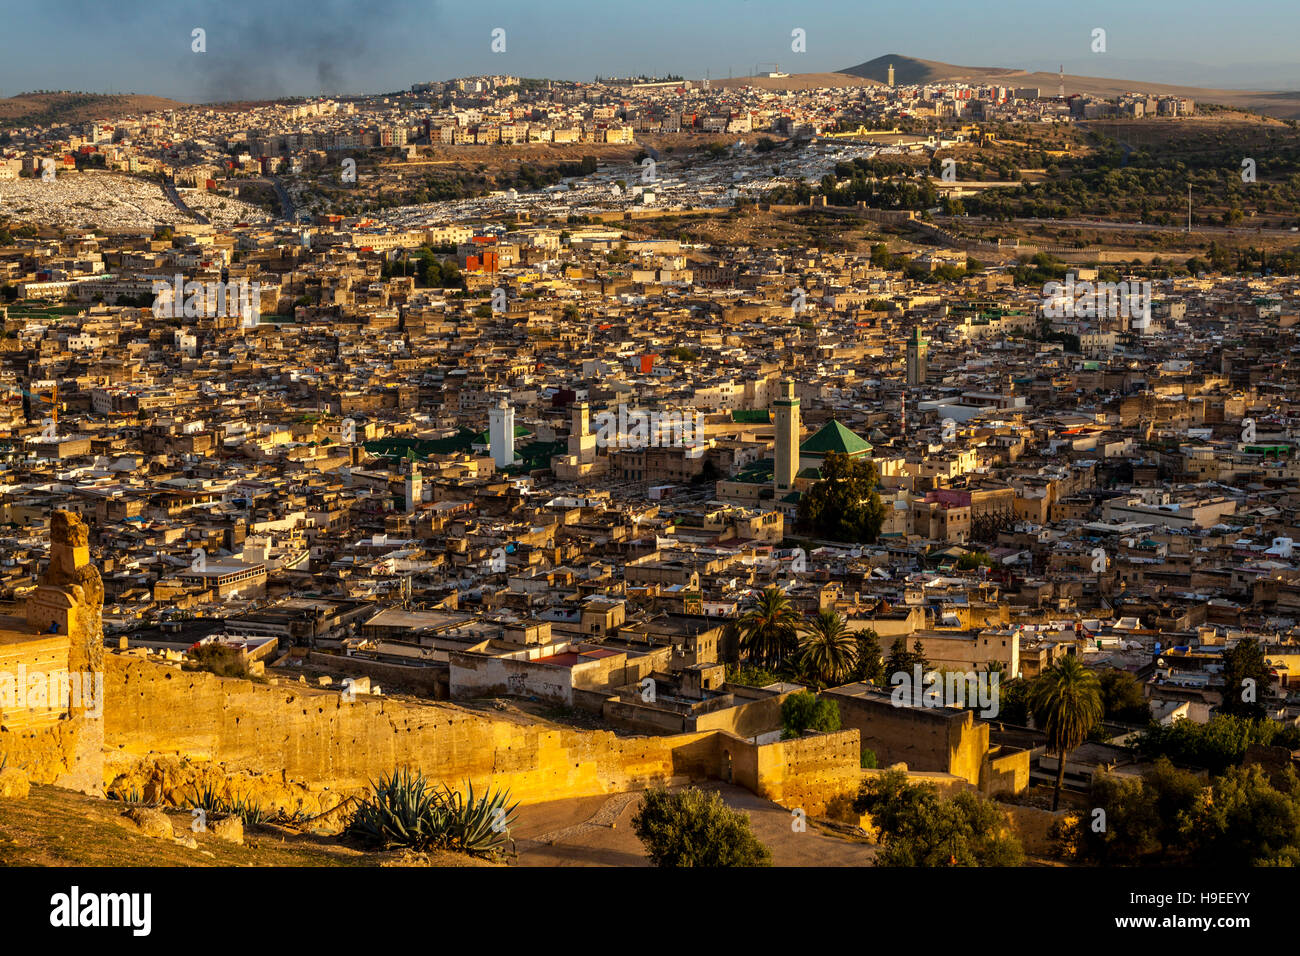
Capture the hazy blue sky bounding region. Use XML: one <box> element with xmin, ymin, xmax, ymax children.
<box><xmin>2</xmin><ymin>0</ymin><xmax>1299</xmax><ymax>102</ymax></box>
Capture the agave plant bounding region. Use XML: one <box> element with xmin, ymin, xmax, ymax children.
<box><xmin>440</xmin><ymin>780</ymin><xmax>519</xmax><ymax>858</ymax></box>
<box><xmin>108</xmin><ymin>785</ymin><xmax>145</xmax><ymax>805</ymax></box>
<box><xmin>186</xmin><ymin>781</ymin><xmax>227</xmax><ymax>813</ymax></box>
<box><xmin>225</xmin><ymin>791</ymin><xmax>271</xmax><ymax>826</ymax></box>
<box><xmin>346</xmin><ymin>770</ymin><xmax>518</xmax><ymax>858</ymax></box>
<box><xmin>346</xmin><ymin>767</ymin><xmax>448</xmax><ymax>850</ymax></box>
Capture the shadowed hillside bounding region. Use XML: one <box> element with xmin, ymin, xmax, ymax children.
<box><xmin>840</xmin><ymin>54</ymin><xmax>1022</xmax><ymax>86</ymax></box>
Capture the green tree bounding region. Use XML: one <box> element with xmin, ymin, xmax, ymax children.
<box><xmin>997</xmin><ymin>676</ymin><xmax>1032</xmax><ymax>725</ymax></box>
<box><xmin>911</xmin><ymin>638</ymin><xmax>929</xmax><ymax>673</ymax></box>
<box><xmin>852</xmin><ymin>627</ymin><xmax>886</xmax><ymax>685</ymax></box>
<box><xmin>1029</xmin><ymin>656</ymin><xmax>1103</xmax><ymax>810</ymax></box>
<box><xmin>856</xmin><ymin>769</ymin><xmax>1024</xmax><ymax>866</ymax></box>
<box><xmin>1098</xmin><ymin>670</ymin><xmax>1151</xmax><ymax>725</ymax></box>
<box><xmin>884</xmin><ymin>636</ymin><xmax>927</xmax><ymax>681</ymax></box>
<box><xmin>796</xmin><ymin>451</ymin><xmax>887</xmax><ymax>544</ymax></box>
<box><xmin>632</xmin><ymin>787</ymin><xmax>772</xmax><ymax>867</ymax></box>
<box><xmin>737</xmin><ymin>586</ymin><xmax>798</xmax><ymax>671</ymax></box>
<box><xmin>780</xmin><ymin>690</ymin><xmax>841</xmax><ymax>738</ymax></box>
<box><xmin>1055</xmin><ymin>757</ymin><xmax>1202</xmax><ymax>865</ymax></box>
<box><xmin>797</xmin><ymin>610</ymin><xmax>857</xmax><ymax>686</ymax></box>
<box><xmin>1220</xmin><ymin>637</ymin><xmax>1272</xmax><ymax>720</ymax></box>
<box><xmin>1134</xmin><ymin>714</ymin><xmax>1300</xmax><ymax>775</ymax></box>
<box><xmin>1191</xmin><ymin>765</ymin><xmax>1300</xmax><ymax>866</ymax></box>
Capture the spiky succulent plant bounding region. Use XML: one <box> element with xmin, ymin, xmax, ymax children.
<box><xmin>346</xmin><ymin>769</ymin><xmax>518</xmax><ymax>858</ymax></box>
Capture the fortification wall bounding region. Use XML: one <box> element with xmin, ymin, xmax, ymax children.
<box><xmin>1</xmin><ymin>714</ymin><xmax>102</xmax><ymax>793</ymax></box>
<box><xmin>0</xmin><ymin>511</ymin><xmax>105</xmax><ymax>794</ymax></box>
<box><xmin>103</xmin><ymin>656</ymin><xmax>722</xmax><ymax>805</ymax></box>
<box><xmin>729</xmin><ymin>730</ymin><xmax>862</xmax><ymax>816</ymax></box>
<box><xmin>825</xmin><ymin>689</ymin><xmax>990</xmax><ymax>785</ymax></box>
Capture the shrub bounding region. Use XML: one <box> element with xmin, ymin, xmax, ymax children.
<box><xmin>781</xmin><ymin>691</ymin><xmax>841</xmax><ymax>739</ymax></box>
<box><xmin>855</xmin><ymin>769</ymin><xmax>1023</xmax><ymax>866</ymax></box>
<box><xmin>1056</xmin><ymin>759</ymin><xmax>1300</xmax><ymax>866</ymax></box>
<box><xmin>188</xmin><ymin>642</ymin><xmax>247</xmax><ymax>678</ymax></box>
<box><xmin>631</xmin><ymin>787</ymin><xmax>772</xmax><ymax>867</ymax></box>
<box><xmin>1133</xmin><ymin>715</ymin><xmax>1300</xmax><ymax>775</ymax></box>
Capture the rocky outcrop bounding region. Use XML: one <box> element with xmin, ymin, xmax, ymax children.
<box><xmin>120</xmin><ymin>806</ymin><xmax>174</xmax><ymax>839</ymax></box>
<box><xmin>104</xmin><ymin>752</ymin><xmax>350</xmax><ymax>823</ymax></box>
<box><xmin>0</xmin><ymin>766</ymin><xmax>29</xmax><ymax>799</ymax></box>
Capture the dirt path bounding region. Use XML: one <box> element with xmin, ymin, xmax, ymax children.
<box><xmin>510</xmin><ymin>782</ymin><xmax>877</xmax><ymax>867</ymax></box>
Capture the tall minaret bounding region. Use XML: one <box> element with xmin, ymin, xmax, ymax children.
<box><xmin>489</xmin><ymin>398</ymin><xmax>515</xmax><ymax>468</ymax></box>
<box><xmin>887</xmin><ymin>63</ymin><xmax>895</xmax><ymax>88</ymax></box>
<box><xmin>405</xmin><ymin>462</ymin><xmax>422</xmax><ymax>513</ymax></box>
<box><xmin>569</xmin><ymin>401</ymin><xmax>596</xmax><ymax>463</ymax></box>
<box><xmin>906</xmin><ymin>326</ymin><xmax>928</xmax><ymax>386</ymax></box>
<box><xmin>773</xmin><ymin>379</ymin><xmax>800</xmax><ymax>495</ymax></box>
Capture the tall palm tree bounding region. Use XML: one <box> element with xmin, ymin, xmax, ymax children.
<box><xmin>797</xmin><ymin>610</ymin><xmax>858</xmax><ymax>687</ymax></box>
<box><xmin>1028</xmin><ymin>656</ymin><xmax>1103</xmax><ymax>810</ymax></box>
<box><xmin>738</xmin><ymin>586</ymin><xmax>798</xmax><ymax>671</ymax></box>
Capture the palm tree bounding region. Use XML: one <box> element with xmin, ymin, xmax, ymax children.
<box><xmin>1028</xmin><ymin>656</ymin><xmax>1103</xmax><ymax>810</ymax></box>
<box><xmin>797</xmin><ymin>610</ymin><xmax>858</xmax><ymax>687</ymax></box>
<box><xmin>737</xmin><ymin>586</ymin><xmax>798</xmax><ymax>671</ymax></box>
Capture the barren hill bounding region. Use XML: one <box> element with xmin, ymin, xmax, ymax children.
<box><xmin>0</xmin><ymin>92</ymin><xmax>188</xmax><ymax>129</ymax></box>
<box><xmin>840</xmin><ymin>54</ymin><xmax>1022</xmax><ymax>86</ymax></box>
<box><xmin>712</xmin><ymin>55</ymin><xmax>1300</xmax><ymax>120</ymax></box>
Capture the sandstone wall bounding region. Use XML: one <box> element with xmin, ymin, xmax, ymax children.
<box><xmin>825</xmin><ymin>689</ymin><xmax>990</xmax><ymax>785</ymax></box>
<box><xmin>104</xmin><ymin>656</ymin><xmax>723</xmax><ymax>806</ymax></box>
<box><xmin>0</xmin><ymin>634</ymin><xmax>73</xmax><ymax>731</ymax></box>
<box><xmin>0</xmin><ymin>714</ymin><xmax>102</xmax><ymax>793</ymax></box>
<box><xmin>1003</xmin><ymin>804</ymin><xmax>1074</xmax><ymax>857</ymax></box>
<box><xmin>982</xmin><ymin>746</ymin><xmax>1032</xmax><ymax>797</ymax></box>
<box><xmin>729</xmin><ymin>730</ymin><xmax>862</xmax><ymax>817</ymax></box>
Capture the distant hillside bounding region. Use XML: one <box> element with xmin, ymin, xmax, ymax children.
<box><xmin>0</xmin><ymin>92</ymin><xmax>187</xmax><ymax>129</ymax></box>
<box><xmin>839</xmin><ymin>54</ymin><xmax>1022</xmax><ymax>86</ymax></box>
<box><xmin>808</xmin><ymin>54</ymin><xmax>1300</xmax><ymax>120</ymax></box>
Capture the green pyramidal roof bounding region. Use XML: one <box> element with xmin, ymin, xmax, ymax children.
<box><xmin>800</xmin><ymin>419</ymin><xmax>873</xmax><ymax>457</ymax></box>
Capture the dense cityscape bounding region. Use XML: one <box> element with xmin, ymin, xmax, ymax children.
<box><xmin>0</xmin><ymin>5</ymin><xmax>1294</xmax><ymax>932</ymax></box>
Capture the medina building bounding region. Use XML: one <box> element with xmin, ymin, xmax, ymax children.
<box><xmin>716</xmin><ymin>379</ymin><xmax>874</xmax><ymax>517</ymax></box>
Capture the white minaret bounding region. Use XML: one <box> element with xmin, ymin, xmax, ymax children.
<box><xmin>569</xmin><ymin>401</ymin><xmax>596</xmax><ymax>463</ymax></box>
<box><xmin>489</xmin><ymin>397</ymin><xmax>515</xmax><ymax>468</ymax></box>
<box><xmin>405</xmin><ymin>462</ymin><xmax>422</xmax><ymax>513</ymax></box>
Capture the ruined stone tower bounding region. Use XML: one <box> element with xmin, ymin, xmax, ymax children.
<box><xmin>0</xmin><ymin>510</ymin><xmax>105</xmax><ymax>791</ymax></box>
<box><xmin>26</xmin><ymin>510</ymin><xmax>106</xmax><ymax>694</ymax></box>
